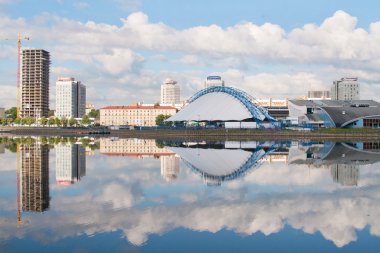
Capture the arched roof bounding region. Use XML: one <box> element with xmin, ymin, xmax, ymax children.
<box><xmin>321</xmin><ymin>107</ymin><xmax>380</xmax><ymax>127</ymax></box>
<box><xmin>168</xmin><ymin>86</ymin><xmax>276</xmax><ymax>122</ymax></box>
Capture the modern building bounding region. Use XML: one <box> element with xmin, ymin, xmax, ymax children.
<box><xmin>167</xmin><ymin>86</ymin><xmax>276</xmax><ymax>128</ymax></box>
<box><xmin>56</xmin><ymin>143</ymin><xmax>86</xmax><ymax>185</ymax></box>
<box><xmin>56</xmin><ymin>77</ymin><xmax>86</xmax><ymax>118</ymax></box>
<box><xmin>161</xmin><ymin>79</ymin><xmax>180</xmax><ymax>105</ymax></box>
<box><xmin>307</xmin><ymin>90</ymin><xmax>331</xmax><ymax>100</ymax></box>
<box><xmin>19</xmin><ymin>143</ymin><xmax>50</xmax><ymax>212</ymax></box>
<box><xmin>331</xmin><ymin>77</ymin><xmax>360</xmax><ymax>101</ymax></box>
<box><xmin>204</xmin><ymin>76</ymin><xmax>224</xmax><ymax>88</ymax></box>
<box><xmin>20</xmin><ymin>49</ymin><xmax>50</xmax><ymax>118</ymax></box>
<box><xmin>288</xmin><ymin>99</ymin><xmax>380</xmax><ymax>128</ymax></box>
<box><xmin>100</xmin><ymin>104</ymin><xmax>177</xmax><ymax>126</ymax></box>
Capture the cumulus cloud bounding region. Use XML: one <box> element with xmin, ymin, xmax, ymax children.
<box><xmin>1</xmin><ymin>10</ymin><xmax>380</xmax><ymax>107</ymax></box>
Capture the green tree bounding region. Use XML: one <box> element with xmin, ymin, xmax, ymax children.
<box><xmin>87</xmin><ymin>109</ymin><xmax>99</xmax><ymax>118</ymax></box>
<box><xmin>69</xmin><ymin>118</ymin><xmax>77</xmax><ymax>127</ymax></box>
<box><xmin>81</xmin><ymin>115</ymin><xmax>90</xmax><ymax>126</ymax></box>
<box><xmin>48</xmin><ymin>110</ymin><xmax>55</xmax><ymax>117</ymax></box>
<box><xmin>5</xmin><ymin>107</ymin><xmax>17</xmax><ymax>120</ymax></box>
<box><xmin>48</xmin><ymin>117</ymin><xmax>55</xmax><ymax>126</ymax></box>
<box><xmin>55</xmin><ymin>117</ymin><xmax>61</xmax><ymax>127</ymax></box>
<box><xmin>155</xmin><ymin>114</ymin><xmax>172</xmax><ymax>126</ymax></box>
<box><xmin>61</xmin><ymin>117</ymin><xmax>68</xmax><ymax>127</ymax></box>
<box><xmin>14</xmin><ymin>118</ymin><xmax>21</xmax><ymax>125</ymax></box>
<box><xmin>40</xmin><ymin>117</ymin><xmax>48</xmax><ymax>126</ymax></box>
<box><xmin>20</xmin><ymin>118</ymin><xmax>27</xmax><ymax>125</ymax></box>
<box><xmin>25</xmin><ymin>117</ymin><xmax>35</xmax><ymax>126</ymax></box>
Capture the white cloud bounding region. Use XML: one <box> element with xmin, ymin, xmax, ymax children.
<box><xmin>1</xmin><ymin>10</ymin><xmax>380</xmax><ymax>107</ymax></box>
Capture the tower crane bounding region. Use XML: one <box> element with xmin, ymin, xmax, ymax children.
<box><xmin>3</xmin><ymin>33</ymin><xmax>30</xmax><ymax>118</ymax></box>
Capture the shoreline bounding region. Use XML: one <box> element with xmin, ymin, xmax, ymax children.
<box><xmin>1</xmin><ymin>126</ymin><xmax>380</xmax><ymax>141</ymax></box>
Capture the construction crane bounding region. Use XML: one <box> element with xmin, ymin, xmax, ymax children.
<box><xmin>3</xmin><ymin>33</ymin><xmax>30</xmax><ymax>118</ymax></box>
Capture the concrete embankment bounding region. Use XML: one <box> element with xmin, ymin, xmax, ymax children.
<box><xmin>2</xmin><ymin>126</ymin><xmax>380</xmax><ymax>141</ymax></box>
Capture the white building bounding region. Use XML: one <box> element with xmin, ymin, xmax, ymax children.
<box><xmin>204</xmin><ymin>76</ymin><xmax>224</xmax><ymax>88</ymax></box>
<box><xmin>56</xmin><ymin>143</ymin><xmax>86</xmax><ymax>185</ymax></box>
<box><xmin>160</xmin><ymin>79</ymin><xmax>180</xmax><ymax>105</ymax></box>
<box><xmin>331</xmin><ymin>77</ymin><xmax>360</xmax><ymax>101</ymax></box>
<box><xmin>56</xmin><ymin>77</ymin><xmax>86</xmax><ymax>118</ymax></box>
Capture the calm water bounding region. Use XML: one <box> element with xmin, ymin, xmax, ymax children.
<box><xmin>0</xmin><ymin>137</ymin><xmax>380</xmax><ymax>252</ymax></box>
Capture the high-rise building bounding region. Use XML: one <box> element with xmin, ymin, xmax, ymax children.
<box><xmin>56</xmin><ymin>143</ymin><xmax>86</xmax><ymax>185</ymax></box>
<box><xmin>56</xmin><ymin>77</ymin><xmax>86</xmax><ymax>118</ymax></box>
<box><xmin>331</xmin><ymin>77</ymin><xmax>360</xmax><ymax>101</ymax></box>
<box><xmin>20</xmin><ymin>49</ymin><xmax>50</xmax><ymax>118</ymax></box>
<box><xmin>160</xmin><ymin>79</ymin><xmax>180</xmax><ymax>105</ymax></box>
<box><xmin>204</xmin><ymin>76</ymin><xmax>224</xmax><ymax>88</ymax></box>
<box><xmin>19</xmin><ymin>143</ymin><xmax>50</xmax><ymax>212</ymax></box>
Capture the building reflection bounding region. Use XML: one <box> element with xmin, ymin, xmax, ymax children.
<box><xmin>56</xmin><ymin>143</ymin><xmax>86</xmax><ymax>185</ymax></box>
<box><xmin>165</xmin><ymin>141</ymin><xmax>289</xmax><ymax>186</ymax></box>
<box><xmin>289</xmin><ymin>141</ymin><xmax>380</xmax><ymax>186</ymax></box>
<box><xmin>160</xmin><ymin>155</ymin><xmax>180</xmax><ymax>182</ymax></box>
<box><xmin>19</xmin><ymin>143</ymin><xmax>50</xmax><ymax>213</ymax></box>
<box><xmin>100</xmin><ymin>138</ymin><xmax>180</xmax><ymax>182</ymax></box>
<box><xmin>0</xmin><ymin>144</ymin><xmax>5</xmax><ymax>154</ymax></box>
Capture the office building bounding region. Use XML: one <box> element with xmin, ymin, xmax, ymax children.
<box><xmin>204</xmin><ymin>76</ymin><xmax>224</xmax><ymax>88</ymax></box>
<box><xmin>100</xmin><ymin>104</ymin><xmax>176</xmax><ymax>126</ymax></box>
<box><xmin>20</xmin><ymin>49</ymin><xmax>50</xmax><ymax>118</ymax></box>
<box><xmin>56</xmin><ymin>143</ymin><xmax>86</xmax><ymax>185</ymax></box>
<box><xmin>19</xmin><ymin>143</ymin><xmax>50</xmax><ymax>212</ymax></box>
<box><xmin>56</xmin><ymin>77</ymin><xmax>86</xmax><ymax>118</ymax></box>
<box><xmin>161</xmin><ymin>79</ymin><xmax>180</xmax><ymax>105</ymax></box>
<box><xmin>331</xmin><ymin>77</ymin><xmax>360</xmax><ymax>101</ymax></box>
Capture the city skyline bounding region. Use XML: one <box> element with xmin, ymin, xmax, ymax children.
<box><xmin>1</xmin><ymin>1</ymin><xmax>380</xmax><ymax>109</ymax></box>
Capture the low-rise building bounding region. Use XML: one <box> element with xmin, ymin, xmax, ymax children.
<box><xmin>288</xmin><ymin>99</ymin><xmax>380</xmax><ymax>128</ymax></box>
<box><xmin>100</xmin><ymin>104</ymin><xmax>177</xmax><ymax>126</ymax></box>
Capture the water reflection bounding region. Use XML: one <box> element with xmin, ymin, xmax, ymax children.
<box><xmin>56</xmin><ymin>143</ymin><xmax>86</xmax><ymax>186</ymax></box>
<box><xmin>0</xmin><ymin>137</ymin><xmax>380</xmax><ymax>251</ymax></box>
<box><xmin>19</xmin><ymin>143</ymin><xmax>50</xmax><ymax>213</ymax></box>
<box><xmin>163</xmin><ymin>141</ymin><xmax>288</xmax><ymax>186</ymax></box>
<box><xmin>289</xmin><ymin>141</ymin><xmax>380</xmax><ymax>186</ymax></box>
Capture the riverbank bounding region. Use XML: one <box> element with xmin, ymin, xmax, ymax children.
<box><xmin>2</xmin><ymin>126</ymin><xmax>380</xmax><ymax>141</ymax></box>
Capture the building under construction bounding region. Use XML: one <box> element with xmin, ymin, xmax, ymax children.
<box><xmin>20</xmin><ymin>49</ymin><xmax>50</xmax><ymax>118</ymax></box>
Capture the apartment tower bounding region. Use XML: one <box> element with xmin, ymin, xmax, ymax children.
<box><xmin>20</xmin><ymin>49</ymin><xmax>50</xmax><ymax>118</ymax></box>
<box><xmin>56</xmin><ymin>77</ymin><xmax>86</xmax><ymax>118</ymax></box>
<box><xmin>160</xmin><ymin>79</ymin><xmax>180</xmax><ymax>105</ymax></box>
<box><xmin>331</xmin><ymin>77</ymin><xmax>360</xmax><ymax>101</ymax></box>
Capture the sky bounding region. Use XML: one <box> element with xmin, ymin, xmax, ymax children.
<box><xmin>1</xmin><ymin>0</ymin><xmax>380</xmax><ymax>108</ymax></box>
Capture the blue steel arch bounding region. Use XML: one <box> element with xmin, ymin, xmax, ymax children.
<box><xmin>189</xmin><ymin>86</ymin><xmax>277</xmax><ymax>122</ymax></box>
<box><xmin>182</xmin><ymin>144</ymin><xmax>278</xmax><ymax>185</ymax></box>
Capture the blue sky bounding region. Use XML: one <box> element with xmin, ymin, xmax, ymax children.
<box><xmin>1</xmin><ymin>0</ymin><xmax>380</xmax><ymax>108</ymax></box>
